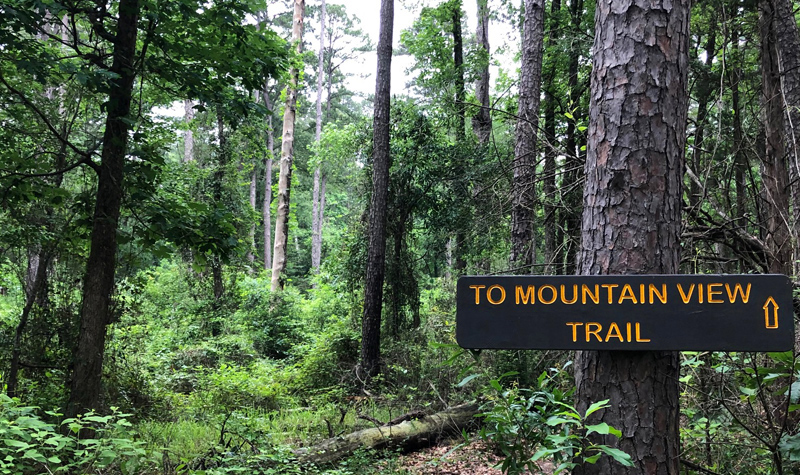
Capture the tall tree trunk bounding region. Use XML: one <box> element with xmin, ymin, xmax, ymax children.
<box><xmin>451</xmin><ymin>0</ymin><xmax>468</xmax><ymax>272</ymax></box>
<box><xmin>67</xmin><ymin>0</ymin><xmax>140</xmax><ymax>418</ymax></box>
<box><xmin>247</xmin><ymin>167</ymin><xmax>257</xmax><ymax>271</ymax></box>
<box><xmin>184</xmin><ymin>99</ymin><xmax>194</xmax><ymax>163</ymax></box>
<box><xmin>543</xmin><ymin>0</ymin><xmax>560</xmax><ymax>274</ymax></box>
<box><xmin>573</xmin><ymin>0</ymin><xmax>690</xmax><ymax>471</ymax></box>
<box><xmin>312</xmin><ymin>0</ymin><xmax>327</xmax><ymax>273</ymax></box>
<box><xmin>510</xmin><ymin>0</ymin><xmax>545</xmax><ymax>272</ymax></box>
<box><xmin>211</xmin><ymin>109</ymin><xmax>227</xmax><ymax>301</ymax></box>
<box><xmin>472</xmin><ymin>0</ymin><xmax>491</xmax><ymax>143</ymax></box>
<box><xmin>360</xmin><ymin>0</ymin><xmax>394</xmax><ymax>379</ymax></box>
<box><xmin>562</xmin><ymin>0</ymin><xmax>583</xmax><ymax>275</ymax></box>
<box><xmin>271</xmin><ymin>0</ymin><xmax>305</xmax><ymax>292</ymax></box>
<box><xmin>771</xmin><ymin>0</ymin><xmax>800</xmax><ymax>276</ymax></box>
<box><xmin>689</xmin><ymin>22</ymin><xmax>716</xmax><ymax>210</ymax></box>
<box><xmin>759</xmin><ymin>0</ymin><xmax>792</xmax><ymax>276</ymax></box>
<box><xmin>452</xmin><ymin>0</ymin><xmax>466</xmax><ymax>141</ymax></box>
<box><xmin>263</xmin><ymin>89</ymin><xmax>274</xmax><ymax>271</ymax></box>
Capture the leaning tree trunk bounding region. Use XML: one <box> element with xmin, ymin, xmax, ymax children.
<box><xmin>311</xmin><ymin>0</ymin><xmax>327</xmax><ymax>273</ymax></box>
<box><xmin>271</xmin><ymin>0</ymin><xmax>305</xmax><ymax>292</ymax></box>
<box><xmin>294</xmin><ymin>403</ymin><xmax>479</xmax><ymax>465</ymax></box>
<box><xmin>472</xmin><ymin>0</ymin><xmax>491</xmax><ymax>144</ymax></box>
<box><xmin>573</xmin><ymin>0</ymin><xmax>690</xmax><ymax>472</ymax></box>
<box><xmin>360</xmin><ymin>0</ymin><xmax>394</xmax><ymax>379</ymax></box>
<box><xmin>759</xmin><ymin>0</ymin><xmax>792</xmax><ymax>276</ymax></box>
<box><xmin>510</xmin><ymin>0</ymin><xmax>545</xmax><ymax>272</ymax></box>
<box><xmin>67</xmin><ymin>0</ymin><xmax>140</xmax><ymax>418</ymax></box>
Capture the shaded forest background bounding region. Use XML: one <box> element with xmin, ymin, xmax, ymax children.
<box><xmin>2</xmin><ymin>0</ymin><xmax>800</xmax><ymax>473</ymax></box>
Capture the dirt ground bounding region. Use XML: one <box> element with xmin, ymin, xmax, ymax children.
<box><xmin>378</xmin><ymin>439</ymin><xmax>556</xmax><ymax>474</ymax></box>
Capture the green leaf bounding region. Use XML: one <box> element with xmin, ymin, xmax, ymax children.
<box><xmin>586</xmin><ymin>422</ymin><xmax>622</xmax><ymax>438</ymax></box>
<box><xmin>598</xmin><ymin>446</ymin><xmax>635</xmax><ymax>466</ymax></box>
<box><xmin>584</xmin><ymin>399</ymin><xmax>610</xmax><ymax>418</ymax></box>
<box><xmin>3</xmin><ymin>439</ymin><xmax>31</xmax><ymax>449</ymax></box>
<box><xmin>457</xmin><ymin>373</ymin><xmax>481</xmax><ymax>388</ymax></box>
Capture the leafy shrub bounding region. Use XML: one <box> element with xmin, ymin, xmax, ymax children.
<box><xmin>479</xmin><ymin>371</ymin><xmax>633</xmax><ymax>474</ymax></box>
<box><xmin>0</xmin><ymin>394</ymin><xmax>154</xmax><ymax>474</ymax></box>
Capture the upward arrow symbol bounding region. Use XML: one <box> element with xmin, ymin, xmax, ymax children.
<box><xmin>763</xmin><ymin>297</ymin><xmax>779</xmax><ymax>329</ymax></box>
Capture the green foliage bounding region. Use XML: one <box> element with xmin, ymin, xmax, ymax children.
<box><xmin>479</xmin><ymin>370</ymin><xmax>633</xmax><ymax>474</ymax></box>
<box><xmin>0</xmin><ymin>395</ymin><xmax>154</xmax><ymax>474</ymax></box>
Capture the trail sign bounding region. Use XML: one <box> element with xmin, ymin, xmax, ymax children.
<box><xmin>456</xmin><ymin>274</ymin><xmax>794</xmax><ymax>351</ymax></box>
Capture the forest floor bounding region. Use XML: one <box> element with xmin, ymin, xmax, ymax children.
<box><xmin>376</xmin><ymin>439</ymin><xmax>555</xmax><ymax>474</ymax></box>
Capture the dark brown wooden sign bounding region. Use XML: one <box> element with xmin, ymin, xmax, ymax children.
<box><xmin>456</xmin><ymin>275</ymin><xmax>794</xmax><ymax>351</ymax></box>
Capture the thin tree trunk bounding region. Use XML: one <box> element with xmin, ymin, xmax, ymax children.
<box><xmin>452</xmin><ymin>0</ymin><xmax>466</xmax><ymax>141</ymax></box>
<box><xmin>312</xmin><ymin>0</ymin><xmax>327</xmax><ymax>273</ymax></box>
<box><xmin>67</xmin><ymin>0</ymin><xmax>140</xmax><ymax>418</ymax></box>
<box><xmin>184</xmin><ymin>99</ymin><xmax>194</xmax><ymax>163</ymax></box>
<box><xmin>360</xmin><ymin>0</ymin><xmax>394</xmax><ymax>379</ymax></box>
<box><xmin>562</xmin><ymin>0</ymin><xmax>583</xmax><ymax>275</ymax></box>
<box><xmin>212</xmin><ymin>109</ymin><xmax>227</xmax><ymax>301</ymax></box>
<box><xmin>543</xmin><ymin>0</ymin><xmax>560</xmax><ymax>274</ymax></box>
<box><xmin>271</xmin><ymin>0</ymin><xmax>305</xmax><ymax>292</ymax></box>
<box><xmin>263</xmin><ymin>90</ymin><xmax>274</xmax><ymax>271</ymax></box>
<box><xmin>759</xmin><ymin>0</ymin><xmax>792</xmax><ymax>276</ymax></box>
<box><xmin>472</xmin><ymin>0</ymin><xmax>491</xmax><ymax>144</ymax></box>
<box><xmin>510</xmin><ymin>0</ymin><xmax>545</xmax><ymax>272</ymax></box>
<box><xmin>573</xmin><ymin>0</ymin><xmax>690</xmax><ymax>471</ymax></box>
<box><xmin>689</xmin><ymin>24</ymin><xmax>716</xmax><ymax>209</ymax></box>
<box><xmin>247</xmin><ymin>167</ymin><xmax>257</xmax><ymax>271</ymax></box>
<box><xmin>8</xmin><ymin>252</ymin><xmax>51</xmax><ymax>398</ymax></box>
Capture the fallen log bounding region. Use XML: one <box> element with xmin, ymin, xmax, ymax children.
<box><xmin>294</xmin><ymin>402</ymin><xmax>480</xmax><ymax>465</ymax></box>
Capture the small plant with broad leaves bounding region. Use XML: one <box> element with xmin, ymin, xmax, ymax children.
<box><xmin>478</xmin><ymin>369</ymin><xmax>633</xmax><ymax>474</ymax></box>
<box><xmin>0</xmin><ymin>394</ymin><xmax>151</xmax><ymax>474</ymax></box>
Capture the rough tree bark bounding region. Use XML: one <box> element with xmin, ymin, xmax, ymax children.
<box><xmin>472</xmin><ymin>0</ymin><xmax>491</xmax><ymax>144</ymax></box>
<box><xmin>360</xmin><ymin>0</ymin><xmax>393</xmax><ymax>379</ymax></box>
<box><xmin>573</xmin><ymin>0</ymin><xmax>690</xmax><ymax>472</ymax></box>
<box><xmin>67</xmin><ymin>0</ymin><xmax>140</xmax><ymax>417</ymax></box>
<box><xmin>510</xmin><ymin>0</ymin><xmax>545</xmax><ymax>272</ymax></box>
<box><xmin>759</xmin><ymin>0</ymin><xmax>792</xmax><ymax>276</ymax></box>
<box><xmin>311</xmin><ymin>0</ymin><xmax>327</xmax><ymax>273</ymax></box>
<box><xmin>271</xmin><ymin>0</ymin><xmax>305</xmax><ymax>292</ymax></box>
<box><xmin>771</xmin><ymin>0</ymin><xmax>800</xmax><ymax>275</ymax></box>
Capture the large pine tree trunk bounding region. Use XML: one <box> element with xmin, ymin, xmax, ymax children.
<box><xmin>573</xmin><ymin>0</ymin><xmax>690</xmax><ymax>471</ymax></box>
<box><xmin>271</xmin><ymin>0</ymin><xmax>305</xmax><ymax>292</ymax></box>
<box><xmin>510</xmin><ymin>0</ymin><xmax>545</xmax><ymax>271</ymax></box>
<box><xmin>360</xmin><ymin>0</ymin><xmax>394</xmax><ymax>379</ymax></box>
<box><xmin>311</xmin><ymin>0</ymin><xmax>327</xmax><ymax>273</ymax></box>
<box><xmin>472</xmin><ymin>0</ymin><xmax>491</xmax><ymax>144</ymax></box>
<box><xmin>771</xmin><ymin>0</ymin><xmax>800</xmax><ymax>275</ymax></box>
<box><xmin>67</xmin><ymin>0</ymin><xmax>140</xmax><ymax>417</ymax></box>
<box><xmin>759</xmin><ymin>0</ymin><xmax>792</xmax><ymax>276</ymax></box>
